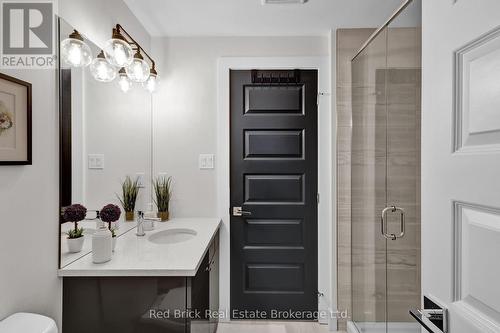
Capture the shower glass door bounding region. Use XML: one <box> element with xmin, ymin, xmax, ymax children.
<box><xmin>351</xmin><ymin>2</ymin><xmax>421</xmax><ymax>332</ymax></box>
<box><xmin>385</xmin><ymin>3</ymin><xmax>421</xmax><ymax>332</ymax></box>
<box><xmin>351</xmin><ymin>27</ymin><xmax>389</xmax><ymax>333</ymax></box>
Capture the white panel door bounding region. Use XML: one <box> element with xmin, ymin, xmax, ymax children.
<box><xmin>422</xmin><ymin>1</ymin><xmax>500</xmax><ymax>332</ymax></box>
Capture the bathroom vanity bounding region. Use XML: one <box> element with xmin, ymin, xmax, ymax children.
<box><xmin>58</xmin><ymin>218</ymin><xmax>221</xmax><ymax>333</ymax></box>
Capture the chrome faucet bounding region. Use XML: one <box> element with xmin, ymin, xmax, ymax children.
<box><xmin>136</xmin><ymin>211</ymin><xmax>146</xmax><ymax>236</ymax></box>
<box><xmin>136</xmin><ymin>211</ymin><xmax>159</xmax><ymax>236</ymax></box>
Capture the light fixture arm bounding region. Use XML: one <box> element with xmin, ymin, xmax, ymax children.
<box><xmin>115</xmin><ymin>24</ymin><xmax>156</xmax><ymax>71</ymax></box>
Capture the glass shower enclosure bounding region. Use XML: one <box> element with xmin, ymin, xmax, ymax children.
<box><xmin>350</xmin><ymin>1</ymin><xmax>421</xmax><ymax>332</ymax></box>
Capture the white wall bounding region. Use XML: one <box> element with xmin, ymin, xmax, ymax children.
<box><xmin>329</xmin><ymin>29</ymin><xmax>338</xmax><ymax>331</ymax></box>
<box><xmin>151</xmin><ymin>36</ymin><xmax>329</xmax><ymax>217</ymax></box>
<box><xmin>0</xmin><ymin>0</ymin><xmax>152</xmax><ymax>328</ymax></box>
<box><xmin>0</xmin><ymin>69</ymin><xmax>61</xmax><ymax>325</ymax></box>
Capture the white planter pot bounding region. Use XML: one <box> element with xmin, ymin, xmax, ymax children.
<box><xmin>67</xmin><ymin>236</ymin><xmax>84</xmax><ymax>253</ymax></box>
<box><xmin>112</xmin><ymin>237</ymin><xmax>116</xmax><ymax>252</ymax></box>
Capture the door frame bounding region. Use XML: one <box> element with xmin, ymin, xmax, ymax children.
<box><xmin>216</xmin><ymin>57</ymin><xmax>335</xmax><ymax>328</ymax></box>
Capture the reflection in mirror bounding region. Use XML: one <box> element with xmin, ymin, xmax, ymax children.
<box><xmin>58</xmin><ymin>17</ymin><xmax>152</xmax><ymax>268</ymax></box>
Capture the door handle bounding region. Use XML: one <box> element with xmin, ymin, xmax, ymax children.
<box><xmin>381</xmin><ymin>205</ymin><xmax>405</xmax><ymax>240</ymax></box>
<box><xmin>232</xmin><ymin>207</ymin><xmax>252</xmax><ymax>217</ymax></box>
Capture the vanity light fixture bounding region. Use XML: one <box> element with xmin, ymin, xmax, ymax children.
<box><xmin>104</xmin><ymin>27</ymin><xmax>134</xmax><ymax>68</ymax></box>
<box><xmin>90</xmin><ymin>50</ymin><xmax>117</xmax><ymax>82</ymax></box>
<box><xmin>67</xmin><ymin>24</ymin><xmax>159</xmax><ymax>92</ymax></box>
<box><xmin>108</xmin><ymin>24</ymin><xmax>159</xmax><ymax>91</ymax></box>
<box><xmin>126</xmin><ymin>49</ymin><xmax>150</xmax><ymax>83</ymax></box>
<box><xmin>60</xmin><ymin>30</ymin><xmax>92</xmax><ymax>67</ymax></box>
<box><xmin>117</xmin><ymin>68</ymin><xmax>132</xmax><ymax>92</ymax></box>
<box><xmin>143</xmin><ymin>65</ymin><xmax>158</xmax><ymax>93</ymax></box>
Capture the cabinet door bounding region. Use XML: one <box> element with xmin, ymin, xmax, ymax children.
<box><xmin>63</xmin><ymin>277</ymin><xmax>187</xmax><ymax>333</ymax></box>
<box><xmin>209</xmin><ymin>233</ymin><xmax>219</xmax><ymax>333</ymax></box>
<box><xmin>188</xmin><ymin>233</ymin><xmax>219</xmax><ymax>333</ymax></box>
<box><xmin>188</xmin><ymin>252</ymin><xmax>209</xmax><ymax>333</ymax></box>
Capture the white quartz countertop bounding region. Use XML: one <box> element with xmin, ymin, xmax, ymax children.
<box><xmin>60</xmin><ymin>220</ymin><xmax>135</xmax><ymax>267</ymax></box>
<box><xmin>58</xmin><ymin>218</ymin><xmax>221</xmax><ymax>277</ymax></box>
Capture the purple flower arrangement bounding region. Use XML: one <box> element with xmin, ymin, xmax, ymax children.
<box><xmin>63</xmin><ymin>204</ymin><xmax>87</xmax><ymax>222</ymax></box>
<box><xmin>100</xmin><ymin>204</ymin><xmax>121</xmax><ymax>236</ymax></box>
<box><xmin>62</xmin><ymin>204</ymin><xmax>87</xmax><ymax>239</ymax></box>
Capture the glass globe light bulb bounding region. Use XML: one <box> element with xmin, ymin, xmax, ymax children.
<box><xmin>90</xmin><ymin>51</ymin><xmax>117</xmax><ymax>82</ymax></box>
<box><xmin>103</xmin><ymin>38</ymin><xmax>133</xmax><ymax>68</ymax></box>
<box><xmin>60</xmin><ymin>31</ymin><xmax>92</xmax><ymax>67</ymax></box>
<box><xmin>143</xmin><ymin>72</ymin><xmax>158</xmax><ymax>93</ymax></box>
<box><xmin>125</xmin><ymin>52</ymin><xmax>150</xmax><ymax>83</ymax></box>
<box><xmin>117</xmin><ymin>68</ymin><xmax>132</xmax><ymax>92</ymax></box>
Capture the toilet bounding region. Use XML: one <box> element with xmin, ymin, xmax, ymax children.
<box><xmin>0</xmin><ymin>313</ymin><xmax>57</xmax><ymax>333</ymax></box>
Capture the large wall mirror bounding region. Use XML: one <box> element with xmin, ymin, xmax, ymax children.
<box><xmin>58</xmin><ymin>17</ymin><xmax>153</xmax><ymax>268</ymax></box>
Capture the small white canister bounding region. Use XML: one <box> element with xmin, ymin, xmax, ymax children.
<box><xmin>92</xmin><ymin>226</ymin><xmax>112</xmax><ymax>263</ymax></box>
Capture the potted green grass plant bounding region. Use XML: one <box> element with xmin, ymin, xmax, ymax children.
<box><xmin>62</xmin><ymin>204</ymin><xmax>87</xmax><ymax>253</ymax></box>
<box><xmin>153</xmin><ymin>175</ymin><xmax>172</xmax><ymax>221</ymax></box>
<box><xmin>117</xmin><ymin>176</ymin><xmax>140</xmax><ymax>221</ymax></box>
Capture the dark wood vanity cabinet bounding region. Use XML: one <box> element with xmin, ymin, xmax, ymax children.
<box><xmin>187</xmin><ymin>234</ymin><xmax>219</xmax><ymax>333</ymax></box>
<box><xmin>62</xmin><ymin>234</ymin><xmax>219</xmax><ymax>333</ymax></box>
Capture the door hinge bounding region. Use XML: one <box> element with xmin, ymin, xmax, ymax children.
<box><xmin>317</xmin><ymin>92</ymin><xmax>330</xmax><ymax>106</ymax></box>
<box><xmin>317</xmin><ymin>193</ymin><xmax>320</xmax><ymax>204</ymax></box>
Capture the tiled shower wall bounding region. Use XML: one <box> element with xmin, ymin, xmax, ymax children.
<box><xmin>336</xmin><ymin>28</ymin><xmax>421</xmax><ymax>329</ymax></box>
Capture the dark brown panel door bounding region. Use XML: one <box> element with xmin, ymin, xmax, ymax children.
<box><xmin>230</xmin><ymin>69</ymin><xmax>318</xmax><ymax>317</ymax></box>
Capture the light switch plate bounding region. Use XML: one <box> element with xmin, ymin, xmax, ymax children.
<box><xmin>88</xmin><ymin>154</ymin><xmax>104</xmax><ymax>169</ymax></box>
<box><xmin>199</xmin><ymin>154</ymin><xmax>215</xmax><ymax>169</ymax></box>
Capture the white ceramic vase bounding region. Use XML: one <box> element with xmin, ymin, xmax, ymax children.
<box><xmin>92</xmin><ymin>226</ymin><xmax>112</xmax><ymax>263</ymax></box>
<box><xmin>67</xmin><ymin>236</ymin><xmax>84</xmax><ymax>253</ymax></box>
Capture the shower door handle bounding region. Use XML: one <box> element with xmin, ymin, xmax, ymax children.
<box><xmin>381</xmin><ymin>206</ymin><xmax>406</xmax><ymax>240</ymax></box>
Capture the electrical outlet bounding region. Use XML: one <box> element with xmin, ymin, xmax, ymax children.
<box><xmin>199</xmin><ymin>154</ymin><xmax>215</xmax><ymax>169</ymax></box>
<box><xmin>88</xmin><ymin>154</ymin><xmax>104</xmax><ymax>169</ymax></box>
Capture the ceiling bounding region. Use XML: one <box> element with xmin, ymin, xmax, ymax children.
<box><xmin>123</xmin><ymin>0</ymin><xmax>416</xmax><ymax>37</ymax></box>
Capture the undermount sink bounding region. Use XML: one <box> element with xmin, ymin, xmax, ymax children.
<box><xmin>148</xmin><ymin>228</ymin><xmax>197</xmax><ymax>244</ymax></box>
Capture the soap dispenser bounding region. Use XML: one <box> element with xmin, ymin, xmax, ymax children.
<box><xmin>92</xmin><ymin>225</ymin><xmax>112</xmax><ymax>263</ymax></box>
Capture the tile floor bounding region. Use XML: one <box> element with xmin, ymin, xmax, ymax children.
<box><xmin>216</xmin><ymin>321</ymin><xmax>346</xmax><ymax>333</ymax></box>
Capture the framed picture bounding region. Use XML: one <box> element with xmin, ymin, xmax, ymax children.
<box><xmin>0</xmin><ymin>72</ymin><xmax>32</xmax><ymax>165</ymax></box>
